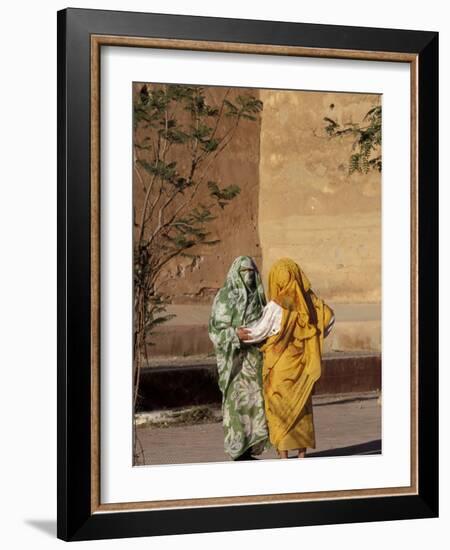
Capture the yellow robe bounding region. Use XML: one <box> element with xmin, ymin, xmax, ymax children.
<box><xmin>260</xmin><ymin>258</ymin><xmax>334</xmax><ymax>452</ymax></box>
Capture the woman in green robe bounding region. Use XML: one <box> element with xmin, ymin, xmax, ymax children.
<box><xmin>208</xmin><ymin>256</ymin><xmax>270</xmax><ymax>461</ymax></box>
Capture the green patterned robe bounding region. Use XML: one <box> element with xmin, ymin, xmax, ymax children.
<box><xmin>208</xmin><ymin>256</ymin><xmax>270</xmax><ymax>460</ymax></box>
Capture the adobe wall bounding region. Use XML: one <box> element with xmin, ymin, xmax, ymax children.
<box><xmin>258</xmin><ymin>89</ymin><xmax>381</xmax><ymax>304</ymax></box>
<box><xmin>133</xmin><ymin>84</ymin><xmax>262</xmax><ymax>305</ymax></box>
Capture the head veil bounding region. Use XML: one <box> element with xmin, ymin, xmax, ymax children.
<box><xmin>215</xmin><ymin>255</ymin><xmax>266</xmax><ymax>328</ymax></box>
<box><xmin>266</xmin><ymin>257</ymin><xmax>319</xmax><ymax>341</ymax></box>
<box><xmin>208</xmin><ymin>256</ymin><xmax>266</xmax><ymax>395</ymax></box>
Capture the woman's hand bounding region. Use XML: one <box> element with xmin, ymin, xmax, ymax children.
<box><xmin>236</xmin><ymin>327</ymin><xmax>252</xmax><ymax>341</ymax></box>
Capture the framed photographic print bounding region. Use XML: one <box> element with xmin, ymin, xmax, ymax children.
<box><xmin>57</xmin><ymin>7</ymin><xmax>439</xmax><ymax>541</ymax></box>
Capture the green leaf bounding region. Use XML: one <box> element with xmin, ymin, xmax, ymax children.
<box><xmin>208</xmin><ymin>181</ymin><xmax>241</xmax><ymax>202</ymax></box>
<box><xmin>201</xmin><ymin>138</ymin><xmax>219</xmax><ymax>152</ymax></box>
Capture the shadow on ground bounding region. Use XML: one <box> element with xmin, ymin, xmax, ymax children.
<box><xmin>24</xmin><ymin>519</ymin><xmax>56</xmax><ymax>537</ymax></box>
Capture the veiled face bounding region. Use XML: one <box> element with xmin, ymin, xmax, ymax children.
<box><xmin>230</xmin><ymin>256</ymin><xmax>257</xmax><ymax>291</ymax></box>
<box><xmin>273</xmin><ymin>266</ymin><xmax>292</xmax><ymax>293</ymax></box>
<box><xmin>270</xmin><ymin>261</ymin><xmax>298</xmax><ymax>300</ymax></box>
<box><xmin>268</xmin><ymin>258</ymin><xmax>311</xmax><ymax>310</ymax></box>
<box><xmin>220</xmin><ymin>256</ymin><xmax>266</xmax><ymax>325</ymax></box>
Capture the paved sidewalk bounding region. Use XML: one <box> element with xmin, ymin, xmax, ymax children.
<box><xmin>135</xmin><ymin>392</ymin><xmax>381</xmax><ymax>466</ymax></box>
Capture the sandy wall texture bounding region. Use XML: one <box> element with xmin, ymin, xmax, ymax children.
<box><xmin>258</xmin><ymin>90</ymin><xmax>381</xmax><ymax>304</ymax></box>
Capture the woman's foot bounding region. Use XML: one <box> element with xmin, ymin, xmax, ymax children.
<box><xmin>297</xmin><ymin>448</ymin><xmax>306</xmax><ymax>459</ymax></box>
<box><xmin>278</xmin><ymin>450</ymin><xmax>288</xmax><ymax>459</ymax></box>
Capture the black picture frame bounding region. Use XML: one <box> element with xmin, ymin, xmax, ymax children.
<box><xmin>57</xmin><ymin>7</ymin><xmax>438</xmax><ymax>542</ymax></box>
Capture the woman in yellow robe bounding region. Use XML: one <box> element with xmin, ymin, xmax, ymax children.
<box><xmin>241</xmin><ymin>258</ymin><xmax>334</xmax><ymax>458</ymax></box>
